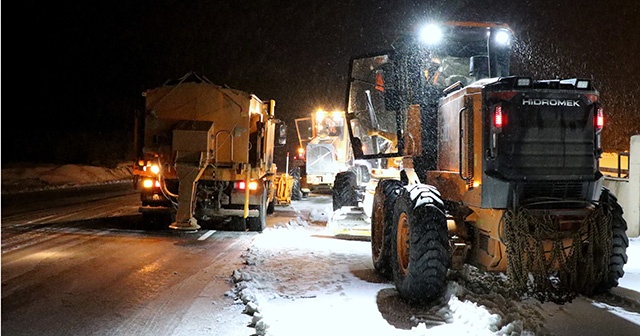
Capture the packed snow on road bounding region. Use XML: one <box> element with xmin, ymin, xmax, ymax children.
<box><xmin>226</xmin><ymin>196</ymin><xmax>640</xmax><ymax>336</ymax></box>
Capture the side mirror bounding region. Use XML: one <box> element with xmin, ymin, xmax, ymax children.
<box><xmin>276</xmin><ymin>122</ymin><xmax>287</xmax><ymax>146</ymax></box>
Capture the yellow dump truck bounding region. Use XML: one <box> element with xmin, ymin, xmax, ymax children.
<box><xmin>133</xmin><ymin>72</ymin><xmax>286</xmax><ymax>231</ymax></box>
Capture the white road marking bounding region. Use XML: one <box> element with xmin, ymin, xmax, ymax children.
<box><xmin>198</xmin><ymin>230</ymin><xmax>216</xmax><ymax>241</ymax></box>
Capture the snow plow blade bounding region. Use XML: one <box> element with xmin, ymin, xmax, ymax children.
<box><xmin>326</xmin><ymin>206</ymin><xmax>371</xmax><ymax>241</ymax></box>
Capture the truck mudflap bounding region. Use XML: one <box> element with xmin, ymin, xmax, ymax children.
<box><xmin>326</xmin><ymin>206</ymin><xmax>371</xmax><ymax>241</ymax></box>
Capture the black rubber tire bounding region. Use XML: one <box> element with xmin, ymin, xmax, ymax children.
<box><xmin>247</xmin><ymin>208</ymin><xmax>266</xmax><ymax>232</ymax></box>
<box><xmin>290</xmin><ymin>168</ymin><xmax>303</xmax><ymax>201</ymax></box>
<box><xmin>291</xmin><ymin>177</ymin><xmax>302</xmax><ymax>201</ymax></box>
<box><xmin>248</xmin><ymin>189</ymin><xmax>267</xmax><ymax>232</ymax></box>
<box><xmin>267</xmin><ymin>200</ymin><xmax>275</xmax><ymax>215</ymax></box>
<box><xmin>371</xmin><ymin>179</ymin><xmax>404</xmax><ymax>280</ymax></box>
<box><xmin>332</xmin><ymin>171</ymin><xmax>358</xmax><ymax>211</ymax></box>
<box><xmin>229</xmin><ymin>216</ymin><xmax>247</xmax><ymax>231</ymax></box>
<box><xmin>596</xmin><ymin>188</ymin><xmax>629</xmax><ymax>292</ymax></box>
<box><xmin>356</xmin><ymin>164</ymin><xmax>371</xmax><ymax>184</ymax></box>
<box><xmin>390</xmin><ymin>185</ymin><xmax>449</xmax><ymax>304</ymax></box>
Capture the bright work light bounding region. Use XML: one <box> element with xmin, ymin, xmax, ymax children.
<box><xmin>516</xmin><ymin>78</ymin><xmax>531</xmax><ymax>87</ymax></box>
<box><xmin>576</xmin><ymin>80</ymin><xmax>590</xmax><ymax>89</ymax></box>
<box><xmin>419</xmin><ymin>24</ymin><xmax>443</xmax><ymax>44</ymax></box>
<box><xmin>494</xmin><ymin>29</ymin><xmax>511</xmax><ymax>45</ymax></box>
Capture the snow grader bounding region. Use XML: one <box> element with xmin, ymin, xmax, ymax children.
<box><xmin>294</xmin><ymin>109</ymin><xmax>354</xmax><ymax>194</ymax></box>
<box><xmin>336</xmin><ymin>21</ymin><xmax>628</xmax><ymax>303</ymax></box>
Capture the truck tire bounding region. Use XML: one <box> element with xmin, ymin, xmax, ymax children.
<box><xmin>248</xmin><ymin>189</ymin><xmax>268</xmax><ymax>232</ymax></box>
<box><xmin>291</xmin><ymin>177</ymin><xmax>303</xmax><ymax>201</ymax></box>
<box><xmin>391</xmin><ymin>185</ymin><xmax>449</xmax><ymax>304</ymax></box>
<box><xmin>371</xmin><ymin>179</ymin><xmax>404</xmax><ymax>280</ymax></box>
<box><xmin>332</xmin><ymin>171</ymin><xmax>358</xmax><ymax>211</ymax></box>
<box><xmin>229</xmin><ymin>217</ymin><xmax>247</xmax><ymax>231</ymax></box>
<box><xmin>596</xmin><ymin>188</ymin><xmax>629</xmax><ymax>292</ymax></box>
<box><xmin>290</xmin><ymin>167</ymin><xmax>303</xmax><ymax>201</ymax></box>
<box><xmin>247</xmin><ymin>207</ymin><xmax>266</xmax><ymax>232</ymax></box>
<box><xmin>355</xmin><ymin>164</ymin><xmax>371</xmax><ymax>184</ymax></box>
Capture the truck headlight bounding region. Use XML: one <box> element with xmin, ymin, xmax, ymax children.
<box><xmin>142</xmin><ymin>179</ymin><xmax>155</xmax><ymax>189</ymax></box>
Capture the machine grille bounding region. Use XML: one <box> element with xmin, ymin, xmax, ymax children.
<box><xmin>306</xmin><ymin>144</ymin><xmax>337</xmax><ymax>174</ymax></box>
<box><xmin>520</xmin><ymin>180</ymin><xmax>585</xmax><ymax>200</ymax></box>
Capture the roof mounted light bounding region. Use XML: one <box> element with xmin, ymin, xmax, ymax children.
<box><xmin>516</xmin><ymin>77</ymin><xmax>532</xmax><ymax>87</ymax></box>
<box><xmin>576</xmin><ymin>80</ymin><xmax>590</xmax><ymax>89</ymax></box>
<box><xmin>560</xmin><ymin>78</ymin><xmax>591</xmax><ymax>90</ymax></box>
<box><xmin>419</xmin><ymin>24</ymin><xmax>443</xmax><ymax>44</ymax></box>
<box><xmin>494</xmin><ymin>29</ymin><xmax>511</xmax><ymax>46</ymax></box>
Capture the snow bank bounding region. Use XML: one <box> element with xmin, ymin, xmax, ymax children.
<box><xmin>1</xmin><ymin>162</ymin><xmax>133</xmax><ymax>194</ymax></box>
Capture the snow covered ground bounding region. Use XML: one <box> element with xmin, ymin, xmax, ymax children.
<box><xmin>230</xmin><ymin>196</ymin><xmax>640</xmax><ymax>336</ymax></box>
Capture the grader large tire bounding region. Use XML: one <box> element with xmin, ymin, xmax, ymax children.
<box><xmin>290</xmin><ymin>167</ymin><xmax>303</xmax><ymax>201</ymax></box>
<box><xmin>596</xmin><ymin>188</ymin><xmax>629</xmax><ymax>292</ymax></box>
<box><xmin>371</xmin><ymin>179</ymin><xmax>404</xmax><ymax>280</ymax></box>
<box><xmin>291</xmin><ymin>178</ymin><xmax>303</xmax><ymax>201</ymax></box>
<box><xmin>390</xmin><ymin>185</ymin><xmax>449</xmax><ymax>304</ymax></box>
<box><xmin>332</xmin><ymin>171</ymin><xmax>358</xmax><ymax>211</ymax></box>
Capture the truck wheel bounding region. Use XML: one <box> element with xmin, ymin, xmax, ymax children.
<box><xmin>355</xmin><ymin>164</ymin><xmax>371</xmax><ymax>184</ymax></box>
<box><xmin>291</xmin><ymin>177</ymin><xmax>303</xmax><ymax>201</ymax></box>
<box><xmin>229</xmin><ymin>217</ymin><xmax>247</xmax><ymax>231</ymax></box>
<box><xmin>248</xmin><ymin>190</ymin><xmax>267</xmax><ymax>232</ymax></box>
<box><xmin>391</xmin><ymin>186</ymin><xmax>449</xmax><ymax>304</ymax></box>
<box><xmin>371</xmin><ymin>179</ymin><xmax>404</xmax><ymax>280</ymax></box>
<box><xmin>247</xmin><ymin>208</ymin><xmax>266</xmax><ymax>232</ymax></box>
<box><xmin>596</xmin><ymin>188</ymin><xmax>629</xmax><ymax>292</ymax></box>
<box><xmin>332</xmin><ymin>171</ymin><xmax>358</xmax><ymax>211</ymax></box>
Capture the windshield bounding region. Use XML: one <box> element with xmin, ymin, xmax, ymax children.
<box><xmin>347</xmin><ymin>55</ymin><xmax>399</xmax><ymax>159</ymax></box>
<box><xmin>294</xmin><ymin>117</ymin><xmax>313</xmax><ymax>151</ymax></box>
<box><xmin>345</xmin><ymin>23</ymin><xmax>512</xmax><ymax>160</ymax></box>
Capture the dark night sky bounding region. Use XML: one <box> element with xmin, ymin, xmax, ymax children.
<box><xmin>4</xmin><ymin>0</ymin><xmax>639</xmax><ymax>167</ymax></box>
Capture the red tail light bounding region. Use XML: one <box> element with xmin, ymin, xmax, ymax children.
<box><xmin>234</xmin><ymin>181</ymin><xmax>259</xmax><ymax>190</ymax></box>
<box><xmin>596</xmin><ymin>107</ymin><xmax>604</xmax><ymax>130</ymax></box>
<box><xmin>494</xmin><ymin>105</ymin><xmax>504</xmax><ymax>128</ymax></box>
